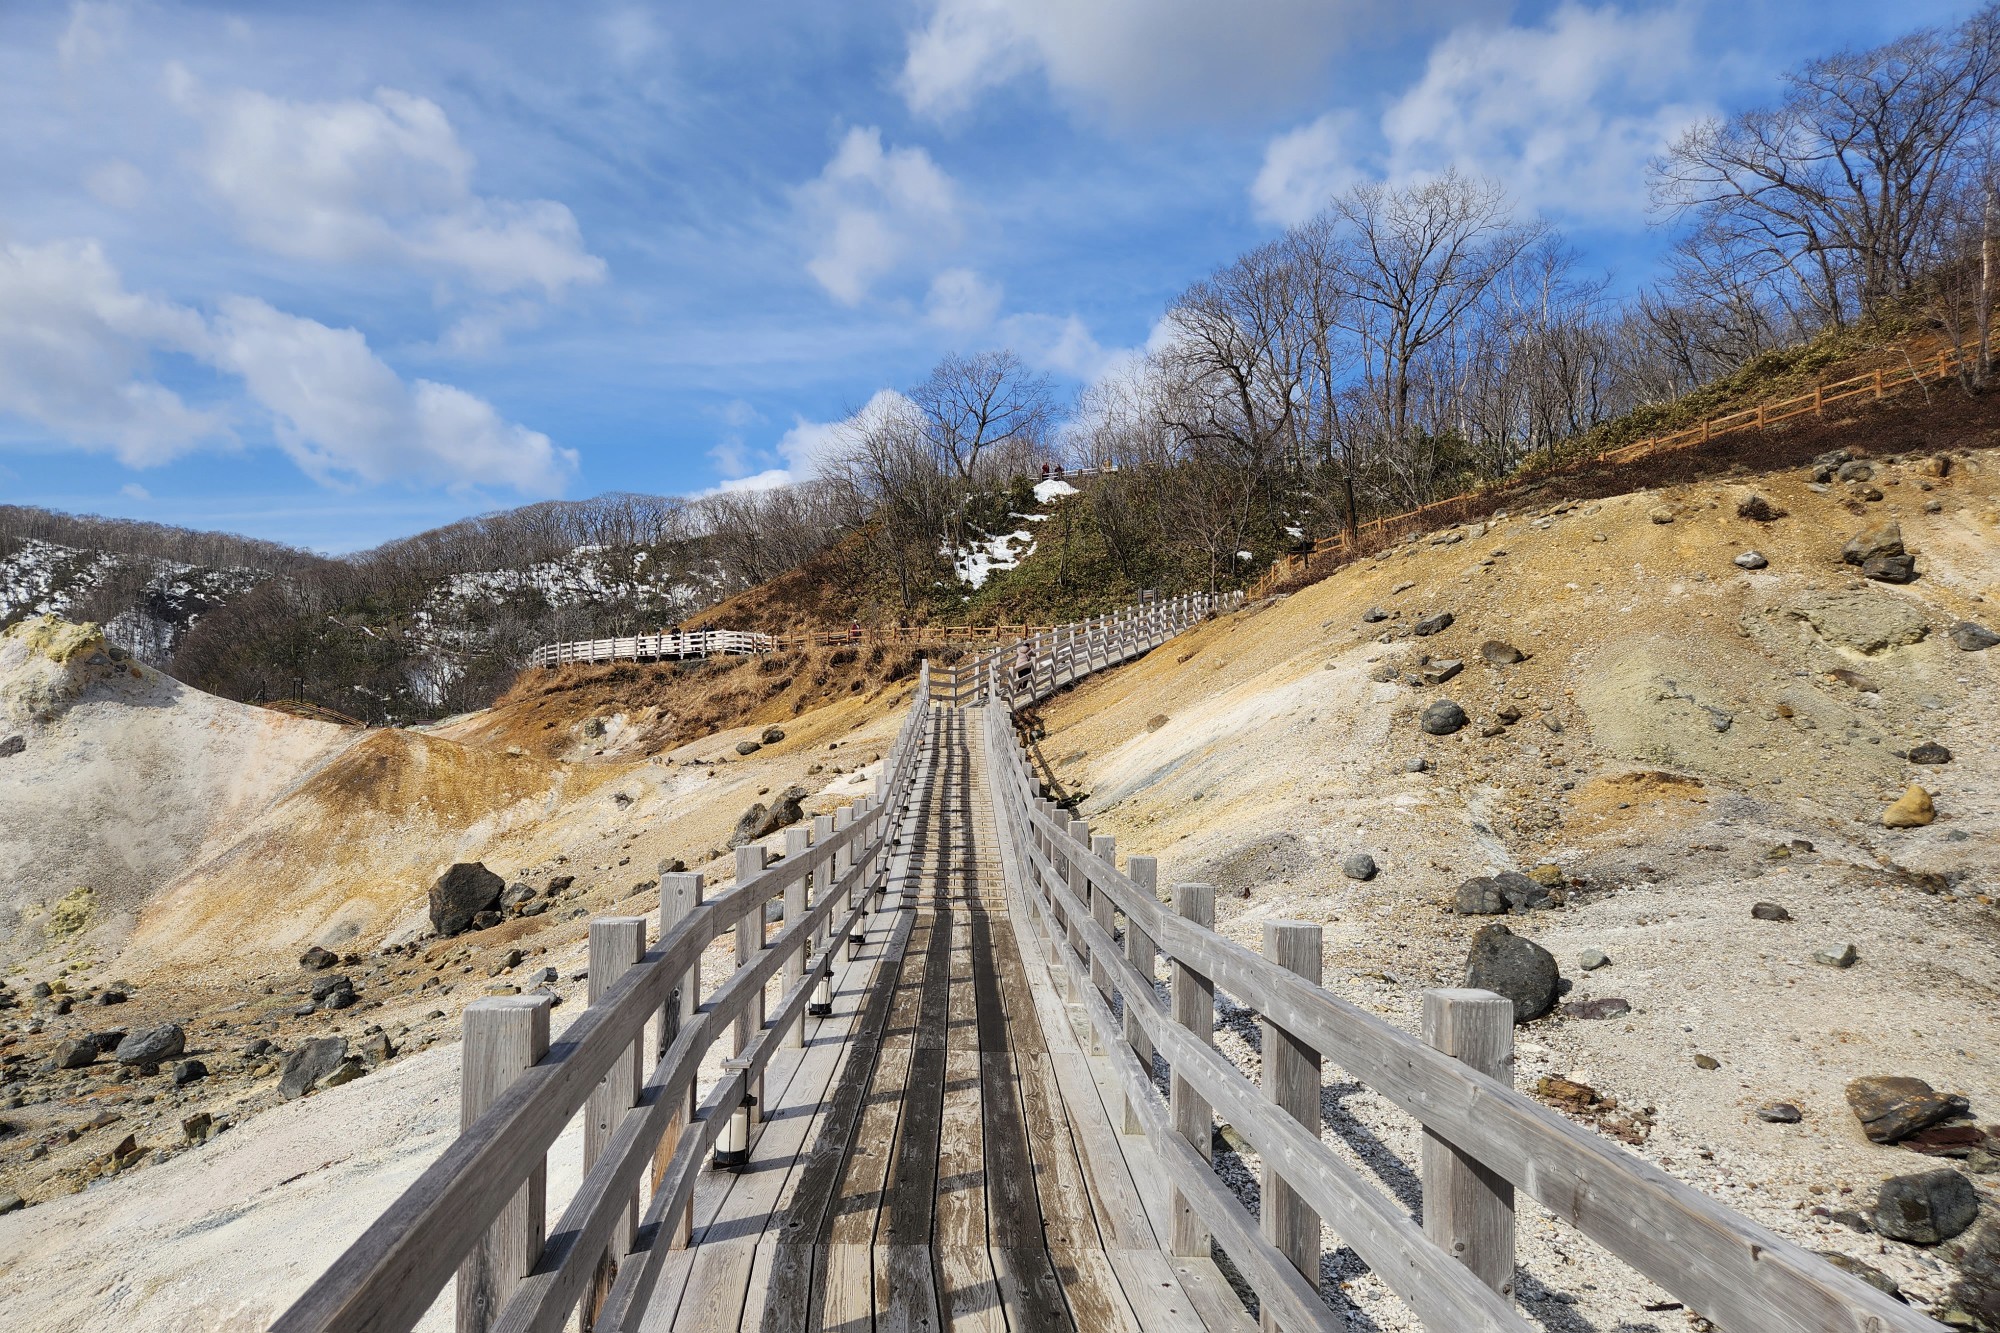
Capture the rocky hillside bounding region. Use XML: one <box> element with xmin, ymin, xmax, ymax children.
<box><xmin>1030</xmin><ymin>441</ymin><xmax>1999</xmax><ymax>1326</ymax></box>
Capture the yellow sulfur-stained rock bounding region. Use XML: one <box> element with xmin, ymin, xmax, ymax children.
<box><xmin>1881</xmin><ymin>784</ymin><xmax>1936</xmax><ymax>828</ymax></box>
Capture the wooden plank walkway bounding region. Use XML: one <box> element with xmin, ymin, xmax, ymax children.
<box><xmin>639</xmin><ymin>705</ymin><xmax>1229</xmax><ymax>1333</ymax></box>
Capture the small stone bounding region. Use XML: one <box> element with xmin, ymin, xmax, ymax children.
<box><xmin>1479</xmin><ymin>640</ymin><xmax>1524</xmax><ymax>665</ymax></box>
<box><xmin>1564</xmin><ymin>997</ymin><xmax>1630</xmax><ymax>1020</ymax></box>
<box><xmin>761</xmin><ymin>726</ymin><xmax>786</xmax><ymax>745</ymax></box>
<box><xmin>1413</xmin><ymin>611</ymin><xmax>1454</xmax><ymax>637</ymax></box>
<box><xmin>310</xmin><ymin>974</ymin><xmax>354</xmax><ymax>1003</ymax></box>
<box><xmin>1361</xmin><ymin>606</ymin><xmax>1388</xmax><ymax>623</ymax></box>
<box><xmin>1737</xmin><ymin>493</ymin><xmax>1787</xmax><ymax>521</ymax></box>
<box><xmin>1847</xmin><ymin>1076</ymin><xmax>1971</xmax><ymax>1144</ymax></box>
<box><xmin>299</xmin><ymin>946</ymin><xmax>338</xmax><ymax>970</ymax></box>
<box><xmin>1814</xmin><ymin>943</ymin><xmax>1859</xmax><ymax>969</ymax></box>
<box><xmin>171</xmin><ymin>1059</ymin><xmax>207</xmax><ymax>1087</ymax></box>
<box><xmin>1536</xmin><ymin>1075</ymin><xmax>1599</xmax><ymax>1106</ymax></box>
<box><xmin>1420</xmin><ymin>700</ymin><xmax>1468</xmax><ymax>735</ymax></box>
<box><xmin>1404</xmin><ymin>757</ymin><xmax>1427</xmax><ymax>773</ymax></box>
<box><xmin>0</xmin><ymin>736</ymin><xmax>22</xmax><ymax>760</ymax></box>
<box><xmin>1882</xmin><ymin>785</ymin><xmax>1935</xmax><ymax>828</ymax></box>
<box><xmin>500</xmin><ymin>882</ymin><xmax>538</xmax><ymax>909</ymax></box>
<box><xmin>1863</xmin><ymin>553</ymin><xmax>1918</xmax><ymax>583</ymax></box>
<box><xmin>469</xmin><ymin>910</ymin><xmax>501</xmax><ymax>931</ymax></box>
<box><xmin>319</xmin><ymin>1057</ymin><xmax>368</xmax><ymax>1089</ymax></box>
<box><xmin>1463</xmin><ymin>923</ymin><xmax>1559</xmax><ymax>1024</ymax></box>
<box><xmin>356</xmin><ymin>1032</ymin><xmax>394</xmax><ymax>1065</ymax></box>
<box><xmin>1843</xmin><ymin>520</ymin><xmax>1905</xmax><ymax>565</ymax></box>
<box><xmin>1340</xmin><ymin>853</ymin><xmax>1377</xmax><ymax>882</ymax></box>
<box><xmin>1734</xmin><ymin>551</ymin><xmax>1769</xmax><ymax>570</ymax></box>
<box><xmin>114</xmin><ymin>1024</ymin><xmax>184</xmax><ymax>1067</ymax></box>
<box><xmin>0</xmin><ymin>1193</ymin><xmax>22</xmax><ymax>1215</ymax></box>
<box><xmin>279</xmin><ymin>1037</ymin><xmax>349</xmax><ymax>1100</ymax></box>
<box><xmin>735</xmin><ymin>740</ymin><xmax>762</xmax><ymax>755</ymax></box>
<box><xmin>1752</xmin><ymin>902</ymin><xmax>1792</xmax><ymax>922</ymax></box>
<box><xmin>1578</xmin><ymin>948</ymin><xmax>1610</xmax><ymax>971</ymax></box>
<box><xmin>1950</xmin><ymin>621</ymin><xmax>2000</xmax><ymax>652</ymax></box>
<box><xmin>1837</xmin><ymin>460</ymin><xmax>1876</xmax><ymax>482</ymax></box>
<box><xmin>1909</xmin><ymin>742</ymin><xmax>1952</xmax><ymax>765</ymax></box>
<box><xmin>526</xmin><ymin>966</ymin><xmax>558</xmax><ymax>985</ymax></box>
<box><xmin>1420</xmin><ymin>658</ymin><xmax>1463</xmax><ymax>685</ymax></box>
<box><xmin>52</xmin><ymin>1038</ymin><xmax>97</xmax><ymax>1070</ymax></box>
<box><xmin>546</xmin><ymin>874</ymin><xmax>575</xmax><ymax>895</ymax></box>
<box><xmin>1649</xmin><ymin>506</ymin><xmax>1675</xmax><ymax>524</ymax></box>
<box><xmin>1758</xmin><ymin>1103</ymin><xmax>1803</xmax><ymax>1123</ymax></box>
<box><xmin>182</xmin><ymin>1112</ymin><xmax>213</xmax><ymax>1144</ymax></box>
<box><xmin>1367</xmin><ymin>664</ymin><xmax>1396</xmax><ymax>683</ymax></box>
<box><xmin>1526</xmin><ymin>863</ymin><xmax>1562</xmax><ymax>888</ymax></box>
<box><xmin>1694</xmin><ymin>1054</ymin><xmax>1721</xmax><ymax>1070</ymax></box>
<box><xmin>1875</xmin><ymin>1168</ymin><xmax>1979</xmax><ymax>1244</ymax></box>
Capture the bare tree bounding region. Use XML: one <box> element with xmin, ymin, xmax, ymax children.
<box><xmin>907</xmin><ymin>350</ymin><xmax>1053</xmax><ymax>550</ymax></box>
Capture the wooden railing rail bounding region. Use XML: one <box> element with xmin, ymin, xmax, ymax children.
<box><xmin>1249</xmin><ymin>341</ymin><xmax>1973</xmax><ymax>598</ymax></box>
<box><xmin>273</xmin><ymin>662</ymin><xmax>935</xmax><ymax>1333</ymax></box>
<box><xmin>978</xmin><ymin>655</ymin><xmax>1943</xmax><ymax>1333</ymax></box>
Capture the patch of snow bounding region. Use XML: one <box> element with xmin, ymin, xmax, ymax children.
<box><xmin>946</xmin><ymin>529</ymin><xmax>1037</xmax><ymax>590</ymax></box>
<box><xmin>1033</xmin><ymin>478</ymin><xmax>1078</xmax><ymax>502</ymax></box>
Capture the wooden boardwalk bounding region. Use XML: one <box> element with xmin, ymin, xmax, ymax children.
<box><xmin>637</xmin><ymin>706</ymin><xmax>1235</xmax><ymax>1333</ymax></box>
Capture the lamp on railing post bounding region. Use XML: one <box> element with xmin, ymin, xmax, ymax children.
<box><xmin>713</xmin><ymin>1058</ymin><xmax>755</xmax><ymax>1170</ymax></box>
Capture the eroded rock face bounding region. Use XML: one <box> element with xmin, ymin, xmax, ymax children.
<box><xmin>1846</xmin><ymin>1075</ymin><xmax>1970</xmax><ymax>1144</ymax></box>
<box><xmin>1463</xmin><ymin>923</ymin><xmax>1559</xmax><ymax>1024</ymax></box>
<box><xmin>430</xmin><ymin>863</ymin><xmax>504</xmax><ymax>936</ymax></box>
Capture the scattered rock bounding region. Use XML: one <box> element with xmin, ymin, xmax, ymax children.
<box><xmin>761</xmin><ymin>726</ymin><xmax>786</xmax><ymax>745</ymax></box>
<box><xmin>1910</xmin><ymin>742</ymin><xmax>1953</xmax><ymax>765</ymax></box>
<box><xmin>171</xmin><ymin>1059</ymin><xmax>206</xmax><ymax>1087</ymax></box>
<box><xmin>182</xmin><ymin>1112</ymin><xmax>213</xmax><ymax>1144</ymax></box>
<box><xmin>0</xmin><ymin>736</ymin><xmax>23</xmax><ymax>759</ymax></box>
<box><xmin>1526</xmin><ymin>863</ymin><xmax>1563</xmax><ymax>887</ymax></box>
<box><xmin>1367</xmin><ymin>664</ymin><xmax>1396</xmax><ymax>683</ymax></box>
<box><xmin>1758</xmin><ymin>1103</ymin><xmax>1803</xmax><ymax>1124</ymax></box>
<box><xmin>1419</xmin><ymin>658</ymin><xmax>1463</xmax><ymax>685</ymax></box>
<box><xmin>1413</xmin><ymin>611</ymin><xmax>1454</xmax><ymax>637</ymax></box>
<box><xmin>356</xmin><ymin>1032</ymin><xmax>394</xmax><ymax>1065</ymax></box>
<box><xmin>1648</xmin><ymin>506</ymin><xmax>1675</xmax><ymax>524</ymax></box>
<box><xmin>1404</xmin><ymin>757</ymin><xmax>1427</xmax><ymax>773</ymax></box>
<box><xmin>279</xmin><ymin>1037</ymin><xmax>349</xmax><ymax>1100</ymax></box>
<box><xmin>1577</xmin><ymin>948</ymin><xmax>1610</xmax><ymax>971</ymax></box>
<box><xmin>1536</xmin><ymin>1075</ymin><xmax>1599</xmax><ymax>1106</ymax></box>
<box><xmin>1838</xmin><ymin>461</ymin><xmax>1876</xmax><ymax>482</ymax></box>
<box><xmin>1694</xmin><ymin>1054</ymin><xmax>1721</xmax><ymax>1070</ymax></box>
<box><xmin>1864</xmin><ymin>553</ymin><xmax>1918</xmax><ymax>583</ymax></box>
<box><xmin>430</xmin><ymin>863</ymin><xmax>504</xmax><ymax>936</ymax></box>
<box><xmin>1882</xmin><ymin>785</ymin><xmax>1936</xmax><ymax>828</ymax></box>
<box><xmin>1905</xmin><ymin>1125</ymin><xmax>1992</xmax><ymax>1157</ymax></box>
<box><xmin>113</xmin><ymin>1024</ymin><xmax>184</xmax><ymax>1067</ymax></box>
<box><xmin>1876</xmin><ymin>1169</ymin><xmax>1979</xmax><ymax>1244</ymax></box>
<box><xmin>310</xmin><ymin>974</ymin><xmax>355</xmax><ymax>1004</ymax></box>
<box><xmin>1815</xmin><ymin>1253</ymin><xmax>1901</xmax><ymax>1299</ymax></box>
<box><xmin>1734</xmin><ymin>551</ymin><xmax>1769</xmax><ymax>570</ymax></box>
<box><xmin>298</xmin><ymin>946</ymin><xmax>338</xmax><ymax>970</ymax></box>
<box><xmin>1941</xmin><ymin>1217</ymin><xmax>2000</xmax><ymax>1329</ymax></box>
<box><xmin>320</xmin><ymin>1057</ymin><xmax>368</xmax><ymax>1089</ymax></box>
<box><xmin>1479</xmin><ymin>640</ymin><xmax>1524</xmax><ymax>665</ymax></box>
<box><xmin>1564</xmin><ymin>997</ymin><xmax>1630</xmax><ymax>1020</ymax></box>
<box><xmin>1815</xmin><ymin>944</ymin><xmax>1860</xmax><ymax>969</ymax></box>
<box><xmin>1951</xmin><ymin>621</ymin><xmax>2000</xmax><ymax>652</ymax></box>
<box><xmin>501</xmin><ymin>882</ymin><xmax>538</xmax><ymax>909</ymax></box>
<box><xmin>1340</xmin><ymin>853</ymin><xmax>1377</xmax><ymax>881</ymax></box>
<box><xmin>0</xmin><ymin>1192</ymin><xmax>22</xmax><ymax>1215</ymax></box>
<box><xmin>1737</xmin><ymin>493</ymin><xmax>1787</xmax><ymax>521</ymax></box>
<box><xmin>1463</xmin><ymin>923</ymin><xmax>1559</xmax><ymax>1024</ymax></box>
<box><xmin>546</xmin><ymin>874</ymin><xmax>575</xmax><ymax>895</ymax></box>
<box><xmin>1847</xmin><ymin>1076</ymin><xmax>1971</xmax><ymax>1144</ymax></box>
<box><xmin>1361</xmin><ymin>606</ymin><xmax>1388</xmax><ymax>623</ymax></box>
<box><xmin>470</xmin><ymin>910</ymin><xmax>502</xmax><ymax>931</ymax></box>
<box><xmin>52</xmin><ymin>1038</ymin><xmax>97</xmax><ymax>1070</ymax></box>
<box><xmin>1420</xmin><ymin>700</ymin><xmax>1468</xmax><ymax>735</ymax></box>
<box><xmin>735</xmin><ymin>740</ymin><xmax>762</xmax><ymax>756</ymax></box>
<box><xmin>1752</xmin><ymin>902</ymin><xmax>1792</xmax><ymax>921</ymax></box>
<box><xmin>1843</xmin><ymin>521</ymin><xmax>1905</xmax><ymax>565</ymax></box>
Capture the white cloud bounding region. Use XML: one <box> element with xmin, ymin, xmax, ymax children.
<box><xmin>796</xmin><ymin>127</ymin><xmax>959</xmax><ymax>305</ymax></box>
<box><xmin>703</xmin><ymin>388</ymin><xmax>915</xmax><ymax>495</ymax></box>
<box><xmin>924</xmin><ymin>267</ymin><xmax>1003</xmax><ymax>332</ymax></box>
<box><xmin>119</xmin><ymin>483</ymin><xmax>151</xmax><ymax>501</ymax></box>
<box><xmin>207</xmin><ymin>297</ymin><xmax>577</xmax><ymax>495</ymax></box>
<box><xmin>1255</xmin><ymin>3</ymin><xmax>1709</xmax><ymax>226</ymax></box>
<box><xmin>1251</xmin><ymin>110</ymin><xmax>1365</xmax><ymax>226</ymax></box>
<box><xmin>899</xmin><ymin>0</ymin><xmax>1477</xmax><ymax>125</ymax></box>
<box><xmin>175</xmin><ymin>76</ymin><xmax>606</xmax><ymax>297</ymax></box>
<box><xmin>600</xmin><ymin>7</ymin><xmax>664</xmax><ymax>68</ymax></box>
<box><xmin>58</xmin><ymin>1</ymin><xmax>125</xmax><ymax>72</ymax></box>
<box><xmin>0</xmin><ymin>239</ymin><xmax>223</xmax><ymax>466</ymax></box>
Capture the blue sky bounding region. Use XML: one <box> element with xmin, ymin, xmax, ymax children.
<box><xmin>0</xmin><ymin>0</ymin><xmax>1971</xmax><ymax>553</ymax></box>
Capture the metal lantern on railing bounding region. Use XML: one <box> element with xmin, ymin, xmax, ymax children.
<box><xmin>808</xmin><ymin>960</ymin><xmax>834</xmax><ymax>1016</ymax></box>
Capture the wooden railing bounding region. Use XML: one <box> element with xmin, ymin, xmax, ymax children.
<box><xmin>530</xmin><ymin>627</ymin><xmax>778</xmax><ymax>668</ymax></box>
<box><xmin>1249</xmin><ymin>342</ymin><xmax>1973</xmax><ymax>599</ymax></box>
<box><xmin>272</xmin><ymin>661</ymin><xmax>936</xmax><ymax>1333</ymax></box>
<box><xmin>977</xmin><ymin>650</ymin><xmax>1944</xmax><ymax>1332</ymax></box>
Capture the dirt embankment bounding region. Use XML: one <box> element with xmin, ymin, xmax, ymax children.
<box><xmin>1033</xmin><ymin>443</ymin><xmax>1999</xmax><ymax>1323</ymax></box>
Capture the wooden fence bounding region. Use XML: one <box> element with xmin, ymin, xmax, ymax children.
<box><xmin>1249</xmin><ymin>342</ymin><xmax>1974</xmax><ymax>599</ymax></box>
<box><xmin>976</xmin><ymin>647</ymin><xmax>1944</xmax><ymax>1333</ymax></box>
<box><xmin>272</xmin><ymin>661</ymin><xmax>936</xmax><ymax>1333</ymax></box>
<box><xmin>926</xmin><ymin>591</ymin><xmax>1241</xmax><ymax>707</ymax></box>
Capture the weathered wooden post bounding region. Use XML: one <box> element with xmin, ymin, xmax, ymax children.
<box><xmin>456</xmin><ymin>994</ymin><xmax>553</xmax><ymax>1333</ymax></box>
<box><xmin>735</xmin><ymin>846</ymin><xmax>768</xmax><ymax>1120</ymax></box>
<box><xmin>1089</xmin><ymin>834</ymin><xmax>1118</xmax><ymax>1048</ymax></box>
<box><xmin>655</xmin><ymin>872</ymin><xmax>702</xmax><ymax>1245</ymax></box>
<box><xmin>812</xmin><ymin>814</ymin><xmax>835</xmax><ymax>956</ymax></box>
<box><xmin>1421</xmin><ymin>989</ymin><xmax>1516</xmax><ymax>1300</ymax></box>
<box><xmin>584</xmin><ymin>915</ymin><xmax>648</xmax><ymax>1327</ymax></box>
<box><xmin>1168</xmin><ymin>881</ymin><xmax>1216</xmax><ymax>1258</ymax></box>
<box><xmin>1261</xmin><ymin>921</ymin><xmax>1324</xmax><ymax>1331</ymax></box>
<box><xmin>784</xmin><ymin>826</ymin><xmax>811</xmax><ymax>1048</ymax></box>
<box><xmin>1122</xmin><ymin>855</ymin><xmax>1160</xmax><ymax>1135</ymax></box>
<box><xmin>1065</xmin><ymin>818</ymin><xmax>1091</xmax><ymax>978</ymax></box>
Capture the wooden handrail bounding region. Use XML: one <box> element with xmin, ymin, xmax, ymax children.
<box><xmin>274</xmin><ymin>663</ymin><xmax>936</xmax><ymax>1333</ymax></box>
<box><xmin>979</xmin><ymin>676</ymin><xmax>1945</xmax><ymax>1333</ymax></box>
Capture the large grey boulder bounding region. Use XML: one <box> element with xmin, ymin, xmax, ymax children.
<box><xmin>430</xmin><ymin>863</ymin><xmax>504</xmax><ymax>936</ymax></box>
<box><xmin>113</xmin><ymin>1023</ymin><xmax>185</xmax><ymax>1067</ymax></box>
<box><xmin>1420</xmin><ymin>700</ymin><xmax>1468</xmax><ymax>735</ymax></box>
<box><xmin>279</xmin><ymin>1037</ymin><xmax>349</xmax><ymax>1100</ymax></box>
<box><xmin>1843</xmin><ymin>521</ymin><xmax>1905</xmax><ymax>565</ymax></box>
<box><xmin>1463</xmin><ymin>923</ymin><xmax>1559</xmax><ymax>1024</ymax></box>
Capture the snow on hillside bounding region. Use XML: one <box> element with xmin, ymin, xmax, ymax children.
<box><xmin>949</xmin><ymin>529</ymin><xmax>1036</xmax><ymax>589</ymax></box>
<box><xmin>0</xmin><ymin>538</ymin><xmax>263</xmax><ymax>663</ymax></box>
